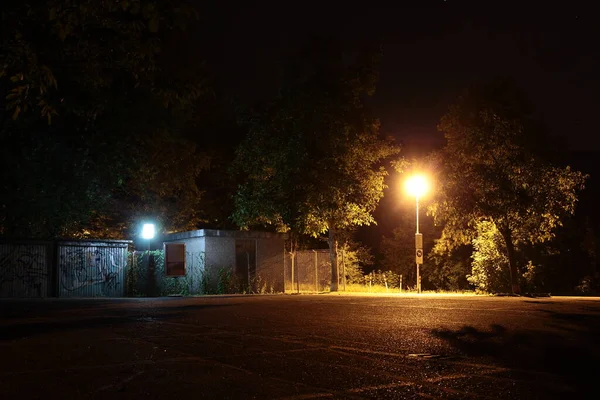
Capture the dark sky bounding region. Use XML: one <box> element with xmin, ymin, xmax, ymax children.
<box><xmin>189</xmin><ymin>1</ymin><xmax>600</xmax><ymax>255</ymax></box>
<box><xmin>196</xmin><ymin>1</ymin><xmax>600</xmax><ymax>154</ymax></box>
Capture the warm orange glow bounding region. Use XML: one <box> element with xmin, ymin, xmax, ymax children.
<box><xmin>405</xmin><ymin>175</ymin><xmax>429</xmax><ymax>198</ymax></box>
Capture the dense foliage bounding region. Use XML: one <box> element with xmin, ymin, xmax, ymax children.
<box><xmin>430</xmin><ymin>79</ymin><xmax>587</xmax><ymax>294</ymax></box>
<box><xmin>231</xmin><ymin>41</ymin><xmax>400</xmax><ymax>290</ymax></box>
<box><xmin>0</xmin><ymin>0</ymin><xmax>208</xmax><ymax>238</ymax></box>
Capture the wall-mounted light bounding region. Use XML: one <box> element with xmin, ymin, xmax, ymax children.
<box><xmin>141</xmin><ymin>223</ymin><xmax>156</xmax><ymax>240</ymax></box>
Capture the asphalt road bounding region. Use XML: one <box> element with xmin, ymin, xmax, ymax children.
<box><xmin>1</xmin><ymin>294</ymin><xmax>599</xmax><ymax>399</ymax></box>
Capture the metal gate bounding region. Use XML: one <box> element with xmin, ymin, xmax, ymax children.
<box><xmin>57</xmin><ymin>241</ymin><xmax>130</xmax><ymax>297</ymax></box>
<box><xmin>0</xmin><ymin>239</ymin><xmax>131</xmax><ymax>298</ymax></box>
<box><xmin>0</xmin><ymin>241</ymin><xmax>52</xmax><ymax>298</ymax></box>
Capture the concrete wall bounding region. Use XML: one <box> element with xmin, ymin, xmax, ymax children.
<box><xmin>160</xmin><ymin>230</ymin><xmax>287</xmax><ymax>294</ymax></box>
<box><xmin>164</xmin><ymin>236</ymin><xmax>206</xmax><ymax>294</ymax></box>
<box><xmin>204</xmin><ymin>236</ymin><xmax>235</xmax><ymax>278</ymax></box>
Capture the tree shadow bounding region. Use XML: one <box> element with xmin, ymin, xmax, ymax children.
<box><xmin>431</xmin><ymin>311</ymin><xmax>600</xmax><ymax>392</ymax></box>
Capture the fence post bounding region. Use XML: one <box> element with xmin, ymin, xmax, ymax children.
<box><xmin>383</xmin><ymin>273</ymin><xmax>388</xmax><ymax>291</ymax></box>
<box><xmin>313</xmin><ymin>250</ymin><xmax>318</xmax><ymax>293</ymax></box>
<box><xmin>399</xmin><ymin>274</ymin><xmax>403</xmax><ymax>293</ymax></box>
<box><xmin>342</xmin><ymin>249</ymin><xmax>346</xmax><ymax>291</ymax></box>
<box><xmin>289</xmin><ymin>252</ymin><xmax>294</xmax><ymax>293</ymax></box>
<box><xmin>246</xmin><ymin>252</ymin><xmax>251</xmax><ymax>293</ymax></box>
<box><xmin>296</xmin><ymin>252</ymin><xmax>300</xmax><ymax>294</ymax></box>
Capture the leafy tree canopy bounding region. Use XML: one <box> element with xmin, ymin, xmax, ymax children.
<box><xmin>231</xmin><ymin>38</ymin><xmax>400</xmax><ymax>290</ymax></box>
<box><xmin>0</xmin><ymin>0</ymin><xmax>209</xmax><ymax>238</ymax></box>
<box><xmin>430</xmin><ymin>78</ymin><xmax>587</xmax><ymax>293</ymax></box>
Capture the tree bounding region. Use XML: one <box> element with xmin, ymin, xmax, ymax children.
<box><xmin>428</xmin><ymin>244</ymin><xmax>472</xmax><ymax>291</ymax></box>
<box><xmin>468</xmin><ymin>221</ymin><xmax>512</xmax><ymax>293</ymax></box>
<box><xmin>0</xmin><ymin>0</ymin><xmax>209</xmax><ymax>238</ymax></box>
<box><xmin>430</xmin><ymin>79</ymin><xmax>587</xmax><ymax>294</ymax></box>
<box><xmin>380</xmin><ymin>212</ymin><xmax>437</xmax><ymax>289</ymax></box>
<box><xmin>336</xmin><ymin>230</ymin><xmax>374</xmax><ymax>285</ymax></box>
<box><xmin>231</xmin><ymin>40</ymin><xmax>399</xmax><ymax>291</ymax></box>
<box><xmin>380</xmin><ymin>208</ymin><xmax>469</xmax><ymax>291</ymax></box>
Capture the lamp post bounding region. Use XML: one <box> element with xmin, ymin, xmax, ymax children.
<box><xmin>141</xmin><ymin>223</ymin><xmax>156</xmax><ymax>250</ymax></box>
<box><xmin>141</xmin><ymin>223</ymin><xmax>156</xmax><ymax>295</ymax></box>
<box><xmin>405</xmin><ymin>175</ymin><xmax>428</xmax><ymax>293</ymax></box>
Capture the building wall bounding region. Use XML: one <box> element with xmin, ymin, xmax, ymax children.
<box><xmin>161</xmin><ymin>237</ymin><xmax>205</xmax><ymax>296</ymax></box>
<box><xmin>159</xmin><ymin>235</ymin><xmax>238</xmax><ymax>295</ymax></box>
<box><xmin>129</xmin><ymin>237</ymin><xmax>206</xmax><ymax>296</ymax></box>
<box><xmin>160</xmin><ymin>230</ymin><xmax>287</xmax><ymax>294</ymax></box>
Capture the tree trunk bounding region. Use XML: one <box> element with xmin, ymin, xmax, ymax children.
<box><xmin>328</xmin><ymin>227</ymin><xmax>339</xmax><ymax>292</ymax></box>
<box><xmin>500</xmin><ymin>227</ymin><xmax>521</xmax><ymax>295</ymax></box>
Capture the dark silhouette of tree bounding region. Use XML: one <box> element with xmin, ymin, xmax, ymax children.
<box><xmin>0</xmin><ymin>0</ymin><xmax>209</xmax><ymax>238</ymax></box>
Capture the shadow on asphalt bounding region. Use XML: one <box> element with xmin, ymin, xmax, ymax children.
<box><xmin>0</xmin><ymin>302</ymin><xmax>234</xmax><ymax>341</ymax></box>
<box><xmin>430</xmin><ymin>310</ymin><xmax>600</xmax><ymax>389</ymax></box>
<box><xmin>0</xmin><ymin>298</ymin><xmax>145</xmax><ymax>319</ymax></box>
<box><xmin>0</xmin><ymin>297</ymin><xmax>240</xmax><ymax>318</ymax></box>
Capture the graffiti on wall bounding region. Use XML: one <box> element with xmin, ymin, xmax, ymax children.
<box><xmin>0</xmin><ymin>245</ymin><xmax>48</xmax><ymax>297</ymax></box>
<box><xmin>59</xmin><ymin>246</ymin><xmax>125</xmax><ymax>295</ymax></box>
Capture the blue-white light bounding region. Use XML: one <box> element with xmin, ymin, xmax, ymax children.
<box><xmin>141</xmin><ymin>223</ymin><xmax>156</xmax><ymax>240</ymax></box>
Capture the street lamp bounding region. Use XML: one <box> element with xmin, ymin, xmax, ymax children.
<box><xmin>141</xmin><ymin>223</ymin><xmax>156</xmax><ymax>241</ymax></box>
<box><xmin>140</xmin><ymin>222</ymin><xmax>156</xmax><ymax>296</ymax></box>
<box><xmin>141</xmin><ymin>222</ymin><xmax>156</xmax><ymax>259</ymax></box>
<box><xmin>405</xmin><ymin>175</ymin><xmax>429</xmax><ymax>293</ymax></box>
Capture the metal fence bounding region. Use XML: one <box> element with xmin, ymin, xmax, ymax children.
<box><xmin>0</xmin><ymin>241</ymin><xmax>52</xmax><ymax>298</ymax></box>
<box><xmin>0</xmin><ymin>239</ymin><xmax>131</xmax><ymax>298</ymax></box>
<box><xmin>285</xmin><ymin>250</ymin><xmax>348</xmax><ymax>293</ymax></box>
<box><xmin>57</xmin><ymin>241</ymin><xmax>130</xmax><ymax>297</ymax></box>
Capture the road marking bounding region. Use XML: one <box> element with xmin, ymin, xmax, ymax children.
<box><xmin>347</xmin><ymin>381</ymin><xmax>414</xmax><ymax>393</ymax></box>
<box><xmin>96</xmin><ymin>370</ymin><xmax>145</xmax><ymax>392</ymax></box>
<box><xmin>275</xmin><ymin>393</ymin><xmax>335</xmax><ymax>399</ymax></box>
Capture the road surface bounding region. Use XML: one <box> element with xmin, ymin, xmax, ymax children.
<box><xmin>1</xmin><ymin>294</ymin><xmax>599</xmax><ymax>399</ymax></box>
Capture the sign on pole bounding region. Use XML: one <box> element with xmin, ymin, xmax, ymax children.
<box><xmin>415</xmin><ymin>233</ymin><xmax>423</xmax><ymax>264</ymax></box>
<box><xmin>416</xmin><ymin>248</ymin><xmax>423</xmax><ymax>264</ymax></box>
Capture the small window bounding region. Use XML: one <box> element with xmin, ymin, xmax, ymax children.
<box><xmin>165</xmin><ymin>243</ymin><xmax>186</xmax><ymax>276</ymax></box>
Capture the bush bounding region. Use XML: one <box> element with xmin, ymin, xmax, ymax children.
<box><xmin>468</xmin><ymin>221</ymin><xmax>511</xmax><ymax>293</ymax></box>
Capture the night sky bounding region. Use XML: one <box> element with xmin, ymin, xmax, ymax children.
<box><xmin>196</xmin><ymin>1</ymin><xmax>600</xmax><ymax>155</ymax></box>
<box><xmin>187</xmin><ymin>1</ymin><xmax>600</xmax><ymax>254</ymax></box>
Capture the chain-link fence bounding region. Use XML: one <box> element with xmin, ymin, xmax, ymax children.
<box><xmin>285</xmin><ymin>250</ymin><xmax>352</xmax><ymax>293</ymax></box>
